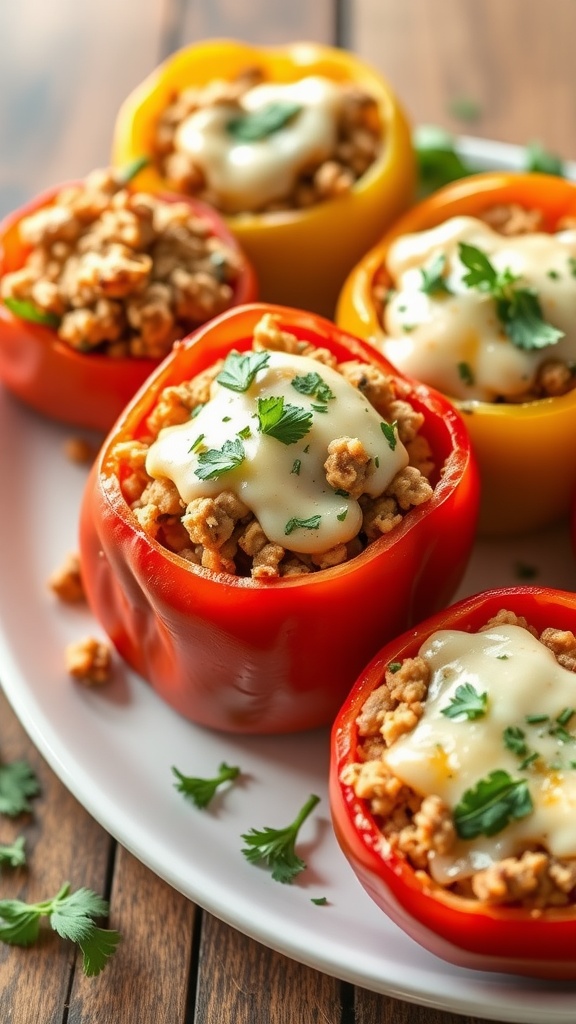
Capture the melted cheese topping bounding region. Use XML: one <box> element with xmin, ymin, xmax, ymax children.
<box><xmin>145</xmin><ymin>350</ymin><xmax>408</xmax><ymax>554</ymax></box>
<box><xmin>381</xmin><ymin>216</ymin><xmax>576</xmax><ymax>401</ymax></box>
<box><xmin>175</xmin><ymin>77</ymin><xmax>343</xmax><ymax>212</ymax></box>
<box><xmin>384</xmin><ymin>625</ymin><xmax>576</xmax><ymax>884</ymax></box>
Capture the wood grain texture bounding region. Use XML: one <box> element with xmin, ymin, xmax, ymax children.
<box><xmin>350</xmin><ymin>0</ymin><xmax>576</xmax><ymax>159</ymax></box>
<box><xmin>176</xmin><ymin>0</ymin><xmax>337</xmax><ymax>49</ymax></box>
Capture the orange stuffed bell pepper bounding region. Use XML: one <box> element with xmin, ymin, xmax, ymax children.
<box><xmin>78</xmin><ymin>302</ymin><xmax>479</xmax><ymax>734</ymax></box>
<box><xmin>330</xmin><ymin>585</ymin><xmax>576</xmax><ymax>980</ymax></box>
<box><xmin>0</xmin><ymin>166</ymin><xmax>257</xmax><ymax>431</ymax></box>
<box><xmin>111</xmin><ymin>39</ymin><xmax>416</xmax><ymax>319</ymax></box>
<box><xmin>337</xmin><ymin>171</ymin><xmax>576</xmax><ymax>537</ymax></box>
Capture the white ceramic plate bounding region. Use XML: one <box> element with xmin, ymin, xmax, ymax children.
<box><xmin>2</xmin><ymin>139</ymin><xmax>576</xmax><ymax>1023</ymax></box>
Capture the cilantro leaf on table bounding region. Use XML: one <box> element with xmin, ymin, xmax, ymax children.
<box><xmin>241</xmin><ymin>793</ymin><xmax>320</xmax><ymax>883</ymax></box>
<box><xmin>0</xmin><ymin>759</ymin><xmax>40</xmax><ymax>817</ymax></box>
<box><xmin>172</xmin><ymin>762</ymin><xmax>241</xmax><ymax>809</ymax></box>
<box><xmin>0</xmin><ymin>836</ymin><xmax>26</xmax><ymax>869</ymax></box>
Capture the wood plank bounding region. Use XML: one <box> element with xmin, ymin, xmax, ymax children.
<box><xmin>194</xmin><ymin>912</ymin><xmax>344</xmax><ymax>1024</ymax></box>
<box><xmin>66</xmin><ymin>845</ymin><xmax>197</xmax><ymax>1024</ymax></box>
<box><xmin>0</xmin><ymin>690</ymin><xmax>113</xmax><ymax>1023</ymax></box>
<box><xmin>354</xmin><ymin>988</ymin><xmax>490</xmax><ymax>1024</ymax></box>
<box><xmin>176</xmin><ymin>0</ymin><xmax>337</xmax><ymax>48</ymax></box>
<box><xmin>349</xmin><ymin>0</ymin><xmax>576</xmax><ymax>159</ymax></box>
<box><xmin>0</xmin><ymin>0</ymin><xmax>166</xmax><ymax>216</ymax></box>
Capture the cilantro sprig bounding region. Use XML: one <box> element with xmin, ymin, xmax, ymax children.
<box><xmin>241</xmin><ymin>793</ymin><xmax>320</xmax><ymax>883</ymax></box>
<box><xmin>284</xmin><ymin>515</ymin><xmax>321</xmax><ymax>536</ymax></box>
<box><xmin>453</xmin><ymin>769</ymin><xmax>533</xmax><ymax>839</ymax></box>
<box><xmin>257</xmin><ymin>396</ymin><xmax>312</xmax><ymax>445</ymax></box>
<box><xmin>227</xmin><ymin>101</ymin><xmax>302</xmax><ymax>142</ymax></box>
<box><xmin>194</xmin><ymin>438</ymin><xmax>245</xmax><ymax>480</ymax></box>
<box><xmin>441</xmin><ymin>682</ymin><xmax>488</xmax><ymax>721</ymax></box>
<box><xmin>0</xmin><ymin>883</ymin><xmax>121</xmax><ymax>976</ymax></box>
<box><xmin>0</xmin><ymin>836</ymin><xmax>26</xmax><ymax>869</ymax></box>
<box><xmin>458</xmin><ymin>241</ymin><xmax>565</xmax><ymax>351</ymax></box>
<box><xmin>0</xmin><ymin>759</ymin><xmax>40</xmax><ymax>817</ymax></box>
<box><xmin>172</xmin><ymin>762</ymin><xmax>240</xmax><ymax>809</ymax></box>
<box><xmin>216</xmin><ymin>350</ymin><xmax>270</xmax><ymax>393</ymax></box>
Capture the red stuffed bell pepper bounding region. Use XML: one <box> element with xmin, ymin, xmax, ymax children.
<box><xmin>0</xmin><ymin>167</ymin><xmax>257</xmax><ymax>432</ymax></box>
<box><xmin>331</xmin><ymin>585</ymin><xmax>576</xmax><ymax>979</ymax></box>
<box><xmin>79</xmin><ymin>302</ymin><xmax>479</xmax><ymax>734</ymax></box>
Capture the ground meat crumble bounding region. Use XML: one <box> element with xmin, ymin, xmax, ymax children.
<box><xmin>110</xmin><ymin>313</ymin><xmax>436</xmax><ymax>579</ymax></box>
<box><xmin>342</xmin><ymin>610</ymin><xmax>576</xmax><ymax>909</ymax></box>
<box><xmin>1</xmin><ymin>167</ymin><xmax>244</xmax><ymax>359</ymax></box>
<box><xmin>152</xmin><ymin>67</ymin><xmax>382</xmax><ymax>214</ymax></box>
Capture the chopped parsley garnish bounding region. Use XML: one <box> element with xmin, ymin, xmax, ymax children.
<box><xmin>188</xmin><ymin>433</ymin><xmax>205</xmax><ymax>453</ymax></box>
<box><xmin>291</xmin><ymin>459</ymin><xmax>302</xmax><ymax>475</ymax></box>
<box><xmin>525</xmin><ymin>713</ymin><xmax>549</xmax><ymax>725</ymax></box>
<box><xmin>556</xmin><ymin>707</ymin><xmax>575</xmax><ymax>727</ymax></box>
<box><xmin>217</xmin><ymin>349</ymin><xmax>270</xmax><ymax>392</ymax></box>
<box><xmin>380</xmin><ymin>420</ymin><xmax>398</xmax><ymax>451</ymax></box>
<box><xmin>457</xmin><ymin>361</ymin><xmax>475</xmax><ymax>386</ymax></box>
<box><xmin>419</xmin><ymin>253</ymin><xmax>451</xmax><ymax>295</ymax></box>
<box><xmin>458</xmin><ymin>241</ymin><xmax>565</xmax><ymax>351</ymax></box>
<box><xmin>237</xmin><ymin>425</ymin><xmax>252</xmax><ymax>440</ymax></box>
<box><xmin>227</xmin><ymin>100</ymin><xmax>302</xmax><ymax>142</ymax></box>
<box><xmin>334</xmin><ymin>488</ymin><xmax>349</xmax><ymax>497</ymax></box>
<box><xmin>3</xmin><ymin>296</ymin><xmax>61</xmax><ymax>328</ymax></box>
<box><xmin>387</xmin><ymin>662</ymin><xmax>402</xmax><ymax>674</ymax></box>
<box><xmin>284</xmin><ymin>515</ymin><xmax>321</xmax><ymax>536</ymax></box>
<box><xmin>503</xmin><ymin>725</ymin><xmax>528</xmax><ymax>756</ymax></box>
<box><xmin>311</xmin><ymin>896</ymin><xmax>328</xmax><ymax>906</ymax></box>
<box><xmin>441</xmin><ymin>682</ymin><xmax>488</xmax><ymax>721</ymax></box>
<box><xmin>336</xmin><ymin>509</ymin><xmax>348</xmax><ymax>522</ymax></box>
<box><xmin>453</xmin><ymin>769</ymin><xmax>533</xmax><ymax>839</ymax></box>
<box><xmin>194</xmin><ymin>438</ymin><xmax>245</xmax><ymax>480</ymax></box>
<box><xmin>172</xmin><ymin>762</ymin><xmax>240</xmax><ymax>809</ymax></box>
<box><xmin>257</xmin><ymin>396</ymin><xmax>312</xmax><ymax>445</ymax></box>
<box><xmin>291</xmin><ymin>371</ymin><xmax>335</xmax><ymax>404</ymax></box>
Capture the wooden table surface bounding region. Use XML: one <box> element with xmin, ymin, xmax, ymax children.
<box><xmin>1</xmin><ymin>2</ymin><xmax>576</xmax><ymax>1022</ymax></box>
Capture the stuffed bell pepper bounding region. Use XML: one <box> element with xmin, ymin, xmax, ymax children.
<box><xmin>336</xmin><ymin>171</ymin><xmax>576</xmax><ymax>536</ymax></box>
<box><xmin>0</xmin><ymin>166</ymin><xmax>257</xmax><ymax>431</ymax></box>
<box><xmin>331</xmin><ymin>585</ymin><xmax>576</xmax><ymax>979</ymax></box>
<box><xmin>78</xmin><ymin>302</ymin><xmax>479</xmax><ymax>734</ymax></box>
<box><xmin>111</xmin><ymin>39</ymin><xmax>416</xmax><ymax>318</ymax></box>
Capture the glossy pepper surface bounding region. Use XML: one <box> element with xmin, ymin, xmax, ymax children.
<box><xmin>330</xmin><ymin>585</ymin><xmax>576</xmax><ymax>980</ymax></box>
<box><xmin>0</xmin><ymin>183</ymin><xmax>257</xmax><ymax>432</ymax></box>
<box><xmin>111</xmin><ymin>39</ymin><xmax>416</xmax><ymax>319</ymax></box>
<box><xmin>336</xmin><ymin>171</ymin><xmax>576</xmax><ymax>537</ymax></box>
<box><xmin>78</xmin><ymin>302</ymin><xmax>479</xmax><ymax>735</ymax></box>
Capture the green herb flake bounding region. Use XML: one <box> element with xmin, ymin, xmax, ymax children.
<box><xmin>547</xmin><ymin>269</ymin><xmax>561</xmax><ymax>281</ymax></box>
<box><xmin>519</xmin><ymin>751</ymin><xmax>540</xmax><ymax>771</ymax></box>
<box><xmin>388</xmin><ymin>662</ymin><xmax>402</xmax><ymax>674</ymax></box>
<box><xmin>227</xmin><ymin>101</ymin><xmax>302</xmax><ymax>143</ymax></box>
<box><xmin>0</xmin><ymin>836</ymin><xmax>26</xmax><ymax>869</ymax></box>
<box><xmin>191</xmin><ymin>403</ymin><xmax>205</xmax><ymax>419</ymax></box>
<box><xmin>453</xmin><ymin>769</ymin><xmax>533</xmax><ymax>839</ymax></box>
<box><xmin>380</xmin><ymin>420</ymin><xmax>398</xmax><ymax>451</ymax></box>
<box><xmin>217</xmin><ymin>349</ymin><xmax>270</xmax><ymax>392</ymax></box>
<box><xmin>311</xmin><ymin>896</ymin><xmax>328</xmax><ymax>906</ymax></box>
<box><xmin>503</xmin><ymin>725</ymin><xmax>528</xmax><ymax>757</ymax></box>
<box><xmin>569</xmin><ymin>257</ymin><xmax>576</xmax><ymax>278</ymax></box>
<box><xmin>336</xmin><ymin>509</ymin><xmax>348</xmax><ymax>522</ymax></box>
<box><xmin>420</xmin><ymin>253</ymin><xmax>451</xmax><ymax>295</ymax></box>
<box><xmin>188</xmin><ymin>433</ymin><xmax>205</xmax><ymax>454</ymax></box>
<box><xmin>257</xmin><ymin>396</ymin><xmax>312</xmax><ymax>445</ymax></box>
<box><xmin>525</xmin><ymin>713</ymin><xmax>549</xmax><ymax>725</ymax></box>
<box><xmin>291</xmin><ymin>372</ymin><xmax>335</xmax><ymax>404</ymax></box>
<box><xmin>334</xmin><ymin>488</ymin><xmax>349</xmax><ymax>497</ymax></box>
<box><xmin>556</xmin><ymin>708</ymin><xmax>575</xmax><ymax>727</ymax></box>
<box><xmin>0</xmin><ymin>759</ymin><xmax>40</xmax><ymax>817</ymax></box>
<box><xmin>3</xmin><ymin>296</ymin><xmax>61</xmax><ymax>329</ymax></box>
<box><xmin>284</xmin><ymin>515</ymin><xmax>321</xmax><ymax>536</ymax></box>
<box><xmin>237</xmin><ymin>425</ymin><xmax>252</xmax><ymax>440</ymax></box>
<box><xmin>457</xmin><ymin>361</ymin><xmax>475</xmax><ymax>386</ymax></box>
<box><xmin>291</xmin><ymin>459</ymin><xmax>301</xmax><ymax>476</ymax></box>
<box><xmin>441</xmin><ymin>682</ymin><xmax>488</xmax><ymax>721</ymax></box>
<box><xmin>172</xmin><ymin>762</ymin><xmax>240</xmax><ymax>809</ymax></box>
<box><xmin>194</xmin><ymin>438</ymin><xmax>245</xmax><ymax>481</ymax></box>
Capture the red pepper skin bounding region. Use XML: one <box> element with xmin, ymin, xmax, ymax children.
<box><xmin>78</xmin><ymin>302</ymin><xmax>479</xmax><ymax>734</ymax></box>
<box><xmin>330</xmin><ymin>586</ymin><xmax>576</xmax><ymax>979</ymax></box>
<box><xmin>0</xmin><ymin>183</ymin><xmax>258</xmax><ymax>432</ymax></box>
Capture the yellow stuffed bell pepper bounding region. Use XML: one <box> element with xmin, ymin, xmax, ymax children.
<box><xmin>337</xmin><ymin>171</ymin><xmax>576</xmax><ymax>537</ymax></box>
<box><xmin>111</xmin><ymin>39</ymin><xmax>416</xmax><ymax>319</ymax></box>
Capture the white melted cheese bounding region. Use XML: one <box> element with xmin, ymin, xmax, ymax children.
<box><xmin>145</xmin><ymin>350</ymin><xmax>408</xmax><ymax>554</ymax></box>
<box><xmin>175</xmin><ymin>77</ymin><xmax>343</xmax><ymax>212</ymax></box>
<box><xmin>384</xmin><ymin>624</ymin><xmax>576</xmax><ymax>884</ymax></box>
<box><xmin>382</xmin><ymin>216</ymin><xmax>576</xmax><ymax>401</ymax></box>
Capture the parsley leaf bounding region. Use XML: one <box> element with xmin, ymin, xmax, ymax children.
<box><xmin>216</xmin><ymin>350</ymin><xmax>270</xmax><ymax>392</ymax></box>
<box><xmin>420</xmin><ymin>253</ymin><xmax>451</xmax><ymax>295</ymax></box>
<box><xmin>441</xmin><ymin>682</ymin><xmax>488</xmax><ymax>721</ymax></box>
<box><xmin>172</xmin><ymin>762</ymin><xmax>240</xmax><ymax>809</ymax></box>
<box><xmin>380</xmin><ymin>420</ymin><xmax>398</xmax><ymax>451</ymax></box>
<box><xmin>503</xmin><ymin>725</ymin><xmax>529</xmax><ymax>756</ymax></box>
<box><xmin>0</xmin><ymin>759</ymin><xmax>40</xmax><ymax>817</ymax></box>
<box><xmin>257</xmin><ymin>396</ymin><xmax>312</xmax><ymax>445</ymax></box>
<box><xmin>195</xmin><ymin>438</ymin><xmax>245</xmax><ymax>480</ymax></box>
<box><xmin>241</xmin><ymin>793</ymin><xmax>320</xmax><ymax>884</ymax></box>
<box><xmin>0</xmin><ymin>882</ymin><xmax>121</xmax><ymax>976</ymax></box>
<box><xmin>453</xmin><ymin>770</ymin><xmax>533</xmax><ymax>839</ymax></box>
<box><xmin>458</xmin><ymin>241</ymin><xmax>565</xmax><ymax>351</ymax></box>
<box><xmin>0</xmin><ymin>836</ymin><xmax>26</xmax><ymax>868</ymax></box>
<box><xmin>227</xmin><ymin>101</ymin><xmax>302</xmax><ymax>142</ymax></box>
<box><xmin>284</xmin><ymin>515</ymin><xmax>321</xmax><ymax>535</ymax></box>
<box><xmin>291</xmin><ymin>371</ymin><xmax>335</xmax><ymax>404</ymax></box>
<box><xmin>3</xmin><ymin>296</ymin><xmax>61</xmax><ymax>328</ymax></box>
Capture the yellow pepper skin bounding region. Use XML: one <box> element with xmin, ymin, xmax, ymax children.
<box><xmin>336</xmin><ymin>172</ymin><xmax>576</xmax><ymax>537</ymax></box>
<box><xmin>111</xmin><ymin>39</ymin><xmax>416</xmax><ymax>319</ymax></box>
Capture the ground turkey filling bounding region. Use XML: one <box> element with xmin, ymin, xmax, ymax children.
<box><xmin>110</xmin><ymin>313</ymin><xmax>436</xmax><ymax>579</ymax></box>
<box><xmin>342</xmin><ymin>610</ymin><xmax>576</xmax><ymax>909</ymax></box>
